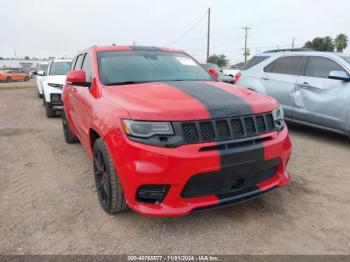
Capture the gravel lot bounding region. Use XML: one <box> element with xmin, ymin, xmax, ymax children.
<box><xmin>0</xmin><ymin>83</ymin><xmax>350</xmax><ymax>255</ymax></box>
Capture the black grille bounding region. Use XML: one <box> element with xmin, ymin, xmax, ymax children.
<box><xmin>182</xmin><ymin>122</ymin><xmax>199</xmax><ymax>142</ymax></box>
<box><xmin>244</xmin><ymin>117</ymin><xmax>256</xmax><ymax>135</ymax></box>
<box><xmin>181</xmin><ymin>112</ymin><xmax>276</xmax><ymax>144</ymax></box>
<box><xmin>181</xmin><ymin>160</ymin><xmax>279</xmax><ymax>198</ymax></box>
<box><xmin>216</xmin><ymin>120</ymin><xmax>230</xmax><ymax>139</ymax></box>
<box><xmin>266</xmin><ymin>114</ymin><xmax>275</xmax><ymax>130</ymax></box>
<box><xmin>231</xmin><ymin>119</ymin><xmax>244</xmax><ymax>136</ymax></box>
<box><xmin>256</xmin><ymin>115</ymin><xmax>266</xmax><ymax>132</ymax></box>
<box><xmin>199</xmin><ymin>121</ymin><xmax>215</xmax><ymax>141</ymax></box>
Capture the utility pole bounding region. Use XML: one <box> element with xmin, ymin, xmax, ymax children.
<box><xmin>206</xmin><ymin>8</ymin><xmax>211</xmax><ymax>62</ymax></box>
<box><xmin>292</xmin><ymin>38</ymin><xmax>295</xmax><ymax>48</ymax></box>
<box><xmin>242</xmin><ymin>26</ymin><xmax>251</xmax><ymax>63</ymax></box>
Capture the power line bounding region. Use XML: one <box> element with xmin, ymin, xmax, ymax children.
<box><xmin>168</xmin><ymin>10</ymin><xmax>208</xmax><ymax>47</ymax></box>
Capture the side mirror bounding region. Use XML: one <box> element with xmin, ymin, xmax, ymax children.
<box><xmin>208</xmin><ymin>68</ymin><xmax>219</xmax><ymax>79</ymax></box>
<box><xmin>37</xmin><ymin>70</ymin><xmax>45</xmax><ymax>76</ymax></box>
<box><xmin>328</xmin><ymin>71</ymin><xmax>350</xmax><ymax>82</ymax></box>
<box><xmin>66</xmin><ymin>70</ymin><xmax>90</xmax><ymax>87</ymax></box>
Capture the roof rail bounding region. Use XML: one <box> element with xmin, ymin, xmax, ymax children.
<box><xmin>263</xmin><ymin>48</ymin><xmax>313</xmax><ymax>53</ymax></box>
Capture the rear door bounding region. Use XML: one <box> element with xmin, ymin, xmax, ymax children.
<box><xmin>294</xmin><ymin>56</ymin><xmax>350</xmax><ymax>131</ymax></box>
<box><xmin>261</xmin><ymin>56</ymin><xmax>305</xmax><ymax>118</ymax></box>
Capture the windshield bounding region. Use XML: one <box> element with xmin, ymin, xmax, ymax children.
<box><xmin>341</xmin><ymin>56</ymin><xmax>350</xmax><ymax>64</ymax></box>
<box><xmin>97</xmin><ymin>51</ymin><xmax>214</xmax><ymax>85</ymax></box>
<box><xmin>49</xmin><ymin>61</ymin><xmax>71</xmax><ymax>75</ymax></box>
<box><xmin>39</xmin><ymin>64</ymin><xmax>48</xmax><ymax>71</ymax></box>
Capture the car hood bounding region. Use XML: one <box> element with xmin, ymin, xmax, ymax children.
<box><xmin>45</xmin><ymin>75</ymin><xmax>67</xmax><ymax>85</ymax></box>
<box><xmin>103</xmin><ymin>81</ymin><xmax>278</xmax><ymax>121</ymax></box>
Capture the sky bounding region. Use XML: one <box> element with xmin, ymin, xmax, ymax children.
<box><xmin>2</xmin><ymin>0</ymin><xmax>350</xmax><ymax>64</ymax></box>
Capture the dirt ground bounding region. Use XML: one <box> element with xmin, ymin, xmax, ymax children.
<box><xmin>0</xmin><ymin>83</ymin><xmax>349</xmax><ymax>255</ymax></box>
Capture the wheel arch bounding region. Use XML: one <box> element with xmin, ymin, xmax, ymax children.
<box><xmin>89</xmin><ymin>128</ymin><xmax>102</xmax><ymax>152</ymax></box>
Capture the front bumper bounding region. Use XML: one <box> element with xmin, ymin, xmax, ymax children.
<box><xmin>105</xmin><ymin>126</ymin><xmax>292</xmax><ymax>217</ymax></box>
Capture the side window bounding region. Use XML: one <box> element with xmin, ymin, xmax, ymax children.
<box><xmin>305</xmin><ymin>56</ymin><xmax>347</xmax><ymax>79</ymax></box>
<box><xmin>74</xmin><ymin>54</ymin><xmax>84</xmax><ymax>70</ymax></box>
<box><xmin>265</xmin><ymin>56</ymin><xmax>303</xmax><ymax>75</ymax></box>
<box><xmin>241</xmin><ymin>56</ymin><xmax>270</xmax><ymax>71</ymax></box>
<box><xmin>263</xmin><ymin>62</ymin><xmax>274</xmax><ymax>73</ymax></box>
<box><xmin>81</xmin><ymin>53</ymin><xmax>92</xmax><ymax>82</ymax></box>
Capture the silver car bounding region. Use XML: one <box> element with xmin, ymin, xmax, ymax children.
<box><xmin>237</xmin><ymin>50</ymin><xmax>350</xmax><ymax>136</ymax></box>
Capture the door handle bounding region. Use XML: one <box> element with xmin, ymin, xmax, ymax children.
<box><xmin>262</xmin><ymin>76</ymin><xmax>270</xmax><ymax>80</ymax></box>
<box><xmin>299</xmin><ymin>82</ymin><xmax>311</xmax><ymax>88</ymax></box>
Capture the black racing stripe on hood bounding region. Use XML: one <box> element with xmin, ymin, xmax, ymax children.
<box><xmin>165</xmin><ymin>81</ymin><xmax>253</xmax><ymax>118</ymax></box>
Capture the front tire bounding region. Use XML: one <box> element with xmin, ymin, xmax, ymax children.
<box><xmin>93</xmin><ymin>138</ymin><xmax>128</xmax><ymax>214</ymax></box>
<box><xmin>6</xmin><ymin>76</ymin><xmax>11</xmax><ymax>82</ymax></box>
<box><xmin>62</xmin><ymin>111</ymin><xmax>79</xmax><ymax>143</ymax></box>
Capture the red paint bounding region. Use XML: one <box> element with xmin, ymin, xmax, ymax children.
<box><xmin>63</xmin><ymin>45</ymin><xmax>292</xmax><ymax>216</ymax></box>
<box><xmin>66</xmin><ymin>70</ymin><xmax>86</xmax><ymax>84</ymax></box>
<box><xmin>208</xmin><ymin>68</ymin><xmax>219</xmax><ymax>79</ymax></box>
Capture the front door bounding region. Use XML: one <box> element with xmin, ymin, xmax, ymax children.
<box><xmin>294</xmin><ymin>56</ymin><xmax>350</xmax><ymax>131</ymax></box>
<box><xmin>70</xmin><ymin>53</ymin><xmax>93</xmax><ymax>146</ymax></box>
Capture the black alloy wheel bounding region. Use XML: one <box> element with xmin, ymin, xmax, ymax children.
<box><xmin>93</xmin><ymin>138</ymin><xmax>128</xmax><ymax>214</ymax></box>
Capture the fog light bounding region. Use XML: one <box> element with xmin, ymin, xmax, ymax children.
<box><xmin>136</xmin><ymin>185</ymin><xmax>170</xmax><ymax>204</ymax></box>
<box><xmin>50</xmin><ymin>93</ymin><xmax>61</xmax><ymax>104</ymax></box>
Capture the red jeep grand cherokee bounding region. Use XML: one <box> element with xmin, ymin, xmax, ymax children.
<box><xmin>62</xmin><ymin>45</ymin><xmax>292</xmax><ymax>217</ymax></box>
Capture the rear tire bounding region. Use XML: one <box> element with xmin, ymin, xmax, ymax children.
<box><xmin>62</xmin><ymin>111</ymin><xmax>79</xmax><ymax>143</ymax></box>
<box><xmin>93</xmin><ymin>138</ymin><xmax>128</xmax><ymax>214</ymax></box>
<box><xmin>38</xmin><ymin>92</ymin><xmax>43</xmax><ymax>98</ymax></box>
<box><xmin>44</xmin><ymin>100</ymin><xmax>55</xmax><ymax>118</ymax></box>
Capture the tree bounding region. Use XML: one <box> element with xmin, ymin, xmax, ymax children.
<box><xmin>334</xmin><ymin>34</ymin><xmax>348</xmax><ymax>53</ymax></box>
<box><xmin>304</xmin><ymin>36</ymin><xmax>335</xmax><ymax>52</ymax></box>
<box><xmin>207</xmin><ymin>54</ymin><xmax>229</xmax><ymax>67</ymax></box>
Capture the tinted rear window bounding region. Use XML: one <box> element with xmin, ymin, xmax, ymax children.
<box><xmin>241</xmin><ymin>56</ymin><xmax>270</xmax><ymax>70</ymax></box>
<box><xmin>264</xmin><ymin>56</ymin><xmax>303</xmax><ymax>75</ymax></box>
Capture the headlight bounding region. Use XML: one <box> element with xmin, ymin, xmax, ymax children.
<box><xmin>48</xmin><ymin>83</ymin><xmax>63</xmax><ymax>89</ymax></box>
<box><xmin>122</xmin><ymin>120</ymin><xmax>174</xmax><ymax>138</ymax></box>
<box><xmin>272</xmin><ymin>106</ymin><xmax>284</xmax><ymax>130</ymax></box>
